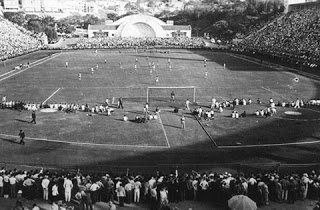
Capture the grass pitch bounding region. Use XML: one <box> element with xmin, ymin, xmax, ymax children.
<box><xmin>0</xmin><ymin>49</ymin><xmax>320</xmax><ymax>173</ymax></box>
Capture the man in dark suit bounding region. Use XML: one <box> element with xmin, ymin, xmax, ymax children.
<box><xmin>30</xmin><ymin>111</ymin><xmax>36</xmax><ymax>124</ymax></box>
<box><xmin>118</xmin><ymin>97</ymin><xmax>123</xmax><ymax>109</ymax></box>
<box><xmin>19</xmin><ymin>130</ymin><xmax>25</xmax><ymax>145</ymax></box>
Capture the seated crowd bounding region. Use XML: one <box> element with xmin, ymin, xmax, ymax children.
<box><xmin>0</xmin><ymin>99</ymin><xmax>115</xmax><ymax>116</ymax></box>
<box><xmin>74</xmin><ymin>37</ymin><xmax>206</xmax><ymax>50</ymax></box>
<box><xmin>234</xmin><ymin>8</ymin><xmax>320</xmax><ymax>69</ymax></box>
<box><xmin>1</xmin><ymin>166</ymin><xmax>320</xmax><ymax>209</ymax></box>
<box><xmin>2</xmin><ymin>96</ymin><xmax>319</xmax><ymax>120</ymax></box>
<box><xmin>0</xmin><ymin>17</ymin><xmax>42</xmax><ymax>61</ymax></box>
<box><xmin>191</xmin><ymin>97</ymin><xmax>316</xmax><ymax>120</ymax></box>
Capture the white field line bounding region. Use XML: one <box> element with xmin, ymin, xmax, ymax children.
<box><xmin>261</xmin><ymin>86</ymin><xmax>291</xmax><ymax>101</ymax></box>
<box><xmin>42</xmin><ymin>88</ymin><xmax>61</xmax><ymax>104</ymax></box>
<box><xmin>219</xmin><ymin>96</ymin><xmax>228</xmax><ymax>101</ymax></box>
<box><xmin>157</xmin><ymin>113</ymin><xmax>171</xmax><ymax>148</ymax></box>
<box><xmin>0</xmin><ymin>69</ymin><xmax>16</xmax><ymax>78</ymax></box>
<box><xmin>219</xmin><ymin>140</ymin><xmax>320</xmax><ymax>149</ymax></box>
<box><xmin>0</xmin><ymin>133</ymin><xmax>169</xmax><ymax>149</ymax></box>
<box><xmin>0</xmin><ymin>53</ymin><xmax>60</xmax><ymax>83</ymax></box>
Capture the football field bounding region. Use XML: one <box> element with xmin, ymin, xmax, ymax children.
<box><xmin>0</xmin><ymin>49</ymin><xmax>320</xmax><ymax>173</ymax></box>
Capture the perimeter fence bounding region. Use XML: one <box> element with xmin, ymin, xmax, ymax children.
<box><xmin>1</xmin><ymin>161</ymin><xmax>320</xmax><ymax>176</ymax></box>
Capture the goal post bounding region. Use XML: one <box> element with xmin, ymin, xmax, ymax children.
<box><xmin>147</xmin><ymin>86</ymin><xmax>196</xmax><ymax>104</ymax></box>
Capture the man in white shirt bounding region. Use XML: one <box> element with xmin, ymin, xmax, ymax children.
<box><xmin>42</xmin><ymin>175</ymin><xmax>50</xmax><ymax>201</ymax></box>
<box><xmin>90</xmin><ymin>181</ymin><xmax>100</xmax><ymax>204</ymax></box>
<box><xmin>192</xmin><ymin>178</ymin><xmax>199</xmax><ymax>201</ymax></box>
<box><xmin>185</xmin><ymin>99</ymin><xmax>190</xmax><ymax>110</ymax></box>
<box><xmin>9</xmin><ymin>174</ymin><xmax>17</xmax><ymax>198</ymax></box>
<box><xmin>294</xmin><ymin>98</ymin><xmax>300</xmax><ymax>108</ymax></box>
<box><xmin>133</xmin><ymin>179</ymin><xmax>141</xmax><ymax>203</ymax></box>
<box><xmin>1</xmin><ymin>96</ymin><xmax>6</xmax><ymax>109</ymax></box>
<box><xmin>63</xmin><ymin>177</ymin><xmax>73</xmax><ymax>202</ymax></box>
<box><xmin>148</xmin><ymin>177</ymin><xmax>156</xmax><ymax>188</ymax></box>
<box><xmin>125</xmin><ymin>181</ymin><xmax>132</xmax><ymax>204</ymax></box>
<box><xmin>0</xmin><ymin>172</ymin><xmax>3</xmax><ymax>197</ymax></box>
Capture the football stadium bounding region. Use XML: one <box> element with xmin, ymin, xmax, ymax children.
<box><xmin>1</xmin><ymin>2</ymin><xmax>320</xmax><ymax>210</ymax></box>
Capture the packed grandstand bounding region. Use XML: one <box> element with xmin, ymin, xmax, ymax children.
<box><xmin>1</xmin><ymin>5</ymin><xmax>320</xmax><ymax>210</ymax></box>
<box><xmin>234</xmin><ymin>8</ymin><xmax>320</xmax><ymax>69</ymax></box>
<box><xmin>0</xmin><ymin>17</ymin><xmax>43</xmax><ymax>61</ymax></box>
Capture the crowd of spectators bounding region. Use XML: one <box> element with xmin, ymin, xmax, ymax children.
<box><xmin>234</xmin><ymin>8</ymin><xmax>320</xmax><ymax>69</ymax></box>
<box><xmin>0</xmin><ymin>98</ymin><xmax>117</xmax><ymax>116</ymax></box>
<box><xmin>1</xmin><ymin>166</ymin><xmax>320</xmax><ymax>210</ymax></box>
<box><xmin>0</xmin><ymin>17</ymin><xmax>42</xmax><ymax>61</ymax></box>
<box><xmin>74</xmin><ymin>37</ymin><xmax>206</xmax><ymax>49</ymax></box>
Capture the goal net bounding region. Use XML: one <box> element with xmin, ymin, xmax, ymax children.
<box><xmin>147</xmin><ymin>86</ymin><xmax>196</xmax><ymax>106</ymax></box>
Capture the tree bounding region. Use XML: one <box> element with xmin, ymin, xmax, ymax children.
<box><xmin>82</xmin><ymin>14</ymin><xmax>102</xmax><ymax>29</ymax></box>
<box><xmin>4</xmin><ymin>12</ymin><xmax>25</xmax><ymax>26</ymax></box>
<box><xmin>41</xmin><ymin>16</ymin><xmax>56</xmax><ymax>27</ymax></box>
<box><xmin>44</xmin><ymin>26</ymin><xmax>57</xmax><ymax>42</ymax></box>
<box><xmin>147</xmin><ymin>1</ymin><xmax>156</xmax><ymax>8</ymax></box>
<box><xmin>26</xmin><ymin>19</ymin><xmax>43</xmax><ymax>33</ymax></box>
<box><xmin>107</xmin><ymin>13</ymin><xmax>118</xmax><ymax>21</ymax></box>
<box><xmin>124</xmin><ymin>2</ymin><xmax>137</xmax><ymax>11</ymax></box>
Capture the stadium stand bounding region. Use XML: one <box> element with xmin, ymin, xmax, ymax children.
<box><xmin>0</xmin><ymin>17</ymin><xmax>42</xmax><ymax>61</ymax></box>
<box><xmin>74</xmin><ymin>37</ymin><xmax>206</xmax><ymax>49</ymax></box>
<box><xmin>234</xmin><ymin>8</ymin><xmax>320</xmax><ymax>69</ymax></box>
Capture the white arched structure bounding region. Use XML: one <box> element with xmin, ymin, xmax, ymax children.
<box><xmin>88</xmin><ymin>14</ymin><xmax>191</xmax><ymax>38</ymax></box>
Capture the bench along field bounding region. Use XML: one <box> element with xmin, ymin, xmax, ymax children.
<box><xmin>0</xmin><ymin>49</ymin><xmax>319</xmax><ymax>173</ymax></box>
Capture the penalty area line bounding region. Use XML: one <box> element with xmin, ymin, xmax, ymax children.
<box><xmin>191</xmin><ymin>111</ymin><xmax>219</xmax><ymax>148</ymax></box>
<box><xmin>261</xmin><ymin>86</ymin><xmax>291</xmax><ymax>101</ymax></box>
<box><xmin>219</xmin><ymin>140</ymin><xmax>320</xmax><ymax>149</ymax></box>
<box><xmin>43</xmin><ymin>88</ymin><xmax>61</xmax><ymax>104</ymax></box>
<box><xmin>0</xmin><ymin>69</ymin><xmax>16</xmax><ymax>78</ymax></box>
<box><xmin>0</xmin><ymin>53</ymin><xmax>61</xmax><ymax>83</ymax></box>
<box><xmin>0</xmin><ymin>133</ymin><xmax>169</xmax><ymax>149</ymax></box>
<box><xmin>157</xmin><ymin>113</ymin><xmax>171</xmax><ymax>148</ymax></box>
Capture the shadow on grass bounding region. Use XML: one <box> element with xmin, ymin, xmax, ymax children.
<box><xmin>15</xmin><ymin>119</ymin><xmax>31</xmax><ymax>123</ymax></box>
<box><xmin>1</xmin><ymin>48</ymin><xmax>320</xmax><ymax>176</ymax></box>
<box><xmin>127</xmin><ymin>110</ymin><xmax>143</xmax><ymax>115</ymax></box>
<box><xmin>1</xmin><ymin>137</ymin><xmax>20</xmax><ymax>144</ymax></box>
<box><xmin>161</xmin><ymin>123</ymin><xmax>181</xmax><ymax>129</ymax></box>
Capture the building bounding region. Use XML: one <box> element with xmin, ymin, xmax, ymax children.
<box><xmin>284</xmin><ymin>0</ymin><xmax>319</xmax><ymax>13</ymax></box>
<box><xmin>41</xmin><ymin>0</ymin><xmax>59</xmax><ymax>12</ymax></box>
<box><xmin>88</xmin><ymin>14</ymin><xmax>191</xmax><ymax>38</ymax></box>
<box><xmin>21</xmin><ymin>0</ymin><xmax>41</xmax><ymax>12</ymax></box>
<box><xmin>3</xmin><ymin>0</ymin><xmax>19</xmax><ymax>11</ymax></box>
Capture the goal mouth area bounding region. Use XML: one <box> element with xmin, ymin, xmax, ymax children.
<box><xmin>147</xmin><ymin>86</ymin><xmax>196</xmax><ymax>108</ymax></box>
<box><xmin>145</xmin><ymin>98</ymin><xmax>198</xmax><ymax>109</ymax></box>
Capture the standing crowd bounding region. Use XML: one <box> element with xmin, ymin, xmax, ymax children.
<box><xmin>1</xmin><ymin>167</ymin><xmax>320</xmax><ymax>209</ymax></box>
